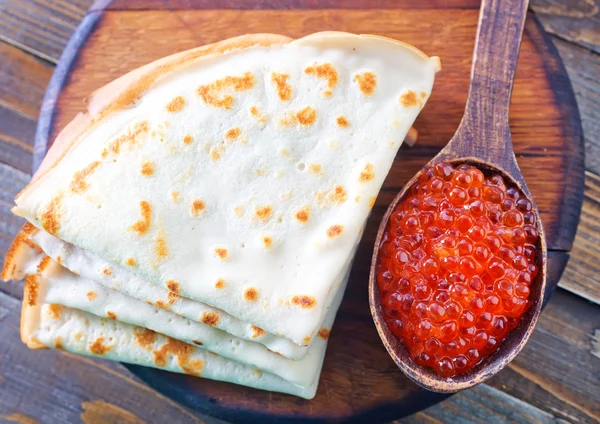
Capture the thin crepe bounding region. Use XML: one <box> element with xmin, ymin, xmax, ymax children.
<box><xmin>3</xmin><ymin>241</ymin><xmax>344</xmax><ymax>399</ymax></box>
<box><xmin>13</xmin><ymin>32</ymin><xmax>439</xmax><ymax>345</ymax></box>
<box><xmin>31</xmin><ymin>228</ymin><xmax>307</xmax><ymax>359</ymax></box>
<box><xmin>7</xmin><ymin>232</ymin><xmax>347</xmax><ymax>387</ymax></box>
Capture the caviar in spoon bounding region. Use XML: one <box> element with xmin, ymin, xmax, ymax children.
<box><xmin>377</xmin><ymin>162</ymin><xmax>539</xmax><ymax>378</ymax></box>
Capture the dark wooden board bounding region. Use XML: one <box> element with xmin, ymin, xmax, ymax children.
<box><xmin>32</xmin><ymin>1</ymin><xmax>585</xmax><ymax>422</ymax></box>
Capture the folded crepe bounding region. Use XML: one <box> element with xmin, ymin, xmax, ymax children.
<box><xmin>11</xmin><ymin>32</ymin><xmax>439</xmax><ymax>347</ymax></box>
<box><xmin>31</xmin><ymin>227</ymin><xmax>308</xmax><ymax>359</ymax></box>
<box><xmin>6</xmin><ymin>228</ymin><xmax>350</xmax><ymax>388</ymax></box>
<box><xmin>2</xmin><ymin>232</ymin><xmax>347</xmax><ymax>399</ymax></box>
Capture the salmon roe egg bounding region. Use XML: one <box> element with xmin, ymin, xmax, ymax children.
<box><xmin>377</xmin><ymin>162</ymin><xmax>539</xmax><ymax>378</ymax></box>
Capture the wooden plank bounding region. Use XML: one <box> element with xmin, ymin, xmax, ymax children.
<box><xmin>104</xmin><ymin>0</ymin><xmax>482</xmax><ymax>10</ymax></box>
<box><xmin>487</xmin><ymin>289</ymin><xmax>600</xmax><ymax>423</ymax></box>
<box><xmin>559</xmin><ymin>171</ymin><xmax>600</xmax><ymax>304</ymax></box>
<box><xmin>0</xmin><ymin>163</ymin><xmax>29</xmax><ymax>300</ymax></box>
<box><xmin>0</xmin><ymin>41</ymin><xmax>53</xmax><ymax>120</ymax></box>
<box><xmin>0</xmin><ymin>290</ymin><xmax>219</xmax><ymax>423</ymax></box>
<box><xmin>405</xmin><ymin>383</ymin><xmax>560</xmax><ymax>423</ymax></box>
<box><xmin>553</xmin><ymin>38</ymin><xmax>600</xmax><ymax>175</ymax></box>
<box><xmin>0</xmin><ymin>0</ymin><xmax>92</xmax><ymax>63</ymax></box>
<box><xmin>0</xmin><ymin>41</ymin><xmax>51</xmax><ymax>173</ymax></box>
<box><xmin>531</xmin><ymin>0</ymin><xmax>600</xmax><ymax>55</ymax></box>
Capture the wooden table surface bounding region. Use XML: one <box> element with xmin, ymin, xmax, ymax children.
<box><xmin>0</xmin><ymin>1</ymin><xmax>598</xmax><ymax>423</ymax></box>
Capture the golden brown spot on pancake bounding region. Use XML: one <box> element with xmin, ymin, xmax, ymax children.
<box><xmin>48</xmin><ymin>304</ymin><xmax>62</xmax><ymax>320</ymax></box>
<box><xmin>296</xmin><ymin>107</ymin><xmax>317</xmax><ymax>125</ymax></box>
<box><xmin>130</xmin><ymin>201</ymin><xmax>152</xmax><ymax>235</ymax></box>
<box><xmin>355</xmin><ymin>196</ymin><xmax>361</xmax><ymax>203</ymax></box>
<box><xmin>295</xmin><ymin>205</ymin><xmax>310</xmax><ymax>223</ymax></box>
<box><xmin>210</xmin><ymin>144</ymin><xmax>224</xmax><ymax>161</ymax></box>
<box><xmin>309</xmin><ymin>164</ymin><xmax>322</xmax><ymax>175</ymax></box>
<box><xmin>215</xmin><ymin>279</ymin><xmax>225</xmax><ymax>289</ymax></box>
<box><xmin>255</xmin><ymin>205</ymin><xmax>273</xmax><ymax>221</ymax></box>
<box><xmin>317</xmin><ymin>185</ymin><xmax>347</xmax><ymax>207</ymax></box>
<box><xmin>192</xmin><ymin>340</ymin><xmax>203</xmax><ymax>346</ymax></box>
<box><xmin>166</xmin><ymin>96</ymin><xmax>185</xmax><ymax>112</ymax></box>
<box><xmin>102</xmin><ymin>121</ymin><xmax>149</xmax><ymax>158</ymax></box>
<box><xmin>280</xmin><ymin>148</ymin><xmax>290</xmax><ymax>157</ymax></box>
<box><xmin>70</xmin><ymin>161</ymin><xmax>100</xmax><ymax>194</ymax></box>
<box><xmin>421</xmin><ymin>91</ymin><xmax>427</xmax><ymax>99</ymax></box>
<box><xmin>37</xmin><ymin>256</ymin><xmax>51</xmax><ymax>273</ymax></box>
<box><xmin>183</xmin><ymin>134</ymin><xmax>193</xmax><ymax>144</ymax></box>
<box><xmin>305</xmin><ymin>63</ymin><xmax>338</xmax><ymax>96</ymax></box>
<box><xmin>135</xmin><ymin>327</ymin><xmax>157</xmax><ymax>349</ymax></box>
<box><xmin>25</xmin><ymin>275</ymin><xmax>38</xmax><ymax>306</ymax></box>
<box><xmin>107</xmin><ymin>311</ymin><xmax>117</xmax><ymax>320</ymax></box>
<box><xmin>327</xmin><ymin>224</ymin><xmax>344</xmax><ymax>238</ymax></box>
<box><xmin>170</xmin><ymin>191</ymin><xmax>181</xmax><ymax>203</ymax></box>
<box><xmin>155</xmin><ymin>300</ymin><xmax>169</xmax><ymax>310</ymax></box>
<box><xmin>233</xmin><ymin>205</ymin><xmax>244</xmax><ymax>217</ymax></box>
<box><xmin>41</xmin><ymin>195</ymin><xmax>63</xmax><ymax>235</ymax></box>
<box><xmin>303</xmin><ymin>336</ymin><xmax>311</xmax><ymax>343</ymax></box>
<box><xmin>86</xmin><ymin>291</ymin><xmax>97</xmax><ymax>301</ymax></box>
<box><xmin>198</xmin><ymin>72</ymin><xmax>254</xmax><ymax>109</ymax></box>
<box><xmin>251</xmin><ymin>325</ymin><xmax>265</xmax><ymax>339</ymax></box>
<box><xmin>249</xmin><ymin>105</ymin><xmax>267</xmax><ymax>123</ymax></box>
<box><xmin>201</xmin><ymin>312</ymin><xmax>220</xmax><ymax>326</ymax></box>
<box><xmin>355</xmin><ymin>72</ymin><xmax>376</xmax><ymax>95</ymax></box>
<box><xmin>262</xmin><ymin>236</ymin><xmax>273</xmax><ymax>248</ymax></box>
<box><xmin>89</xmin><ymin>337</ymin><xmax>112</xmax><ymax>355</ymax></box>
<box><xmin>166</xmin><ymin>280</ymin><xmax>180</xmax><ymax>294</ymax></box>
<box><xmin>54</xmin><ymin>336</ymin><xmax>64</xmax><ymax>350</ymax></box>
<box><xmin>214</xmin><ymin>248</ymin><xmax>228</xmax><ymax>260</ymax></box>
<box><xmin>272</xmin><ymin>72</ymin><xmax>292</xmax><ymax>101</ymax></box>
<box><xmin>153</xmin><ymin>337</ymin><xmax>203</xmax><ymax>376</ymax></box>
<box><xmin>190</xmin><ymin>199</ymin><xmax>206</xmax><ymax>217</ymax></box>
<box><xmin>292</xmin><ymin>295</ymin><xmax>317</xmax><ymax>308</ymax></box>
<box><xmin>22</xmin><ymin>222</ymin><xmax>37</xmax><ymax>235</ymax></box>
<box><xmin>55</xmin><ymin>256</ymin><xmax>63</xmax><ymax>265</ymax></box>
<box><xmin>74</xmin><ymin>332</ymin><xmax>84</xmax><ymax>341</ymax></box>
<box><xmin>336</xmin><ymin>116</ymin><xmax>349</xmax><ymax>127</ymax></box>
<box><xmin>141</xmin><ymin>161</ymin><xmax>154</xmax><ymax>176</ymax></box>
<box><xmin>400</xmin><ymin>90</ymin><xmax>418</xmax><ymax>107</ymax></box>
<box><xmin>154</xmin><ymin>234</ymin><xmax>169</xmax><ymax>259</ymax></box>
<box><xmin>359</xmin><ymin>163</ymin><xmax>375</xmax><ymax>182</ymax></box>
<box><xmin>167</xmin><ymin>291</ymin><xmax>180</xmax><ymax>305</ymax></box>
<box><xmin>102</xmin><ymin>267</ymin><xmax>112</xmax><ymax>277</ymax></box>
<box><xmin>369</xmin><ymin>196</ymin><xmax>377</xmax><ymax>207</ymax></box>
<box><xmin>125</xmin><ymin>257</ymin><xmax>136</xmax><ymax>267</ymax></box>
<box><xmin>244</xmin><ymin>288</ymin><xmax>258</xmax><ymax>301</ymax></box>
<box><xmin>255</xmin><ymin>168</ymin><xmax>267</xmax><ymax>176</ymax></box>
<box><xmin>318</xmin><ymin>328</ymin><xmax>331</xmax><ymax>340</ymax></box>
<box><xmin>225</xmin><ymin>127</ymin><xmax>241</xmax><ymax>140</ymax></box>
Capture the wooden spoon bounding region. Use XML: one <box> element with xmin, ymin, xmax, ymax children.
<box><xmin>369</xmin><ymin>0</ymin><xmax>547</xmax><ymax>393</ymax></box>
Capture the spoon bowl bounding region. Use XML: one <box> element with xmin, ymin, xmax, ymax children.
<box><xmin>369</xmin><ymin>0</ymin><xmax>547</xmax><ymax>392</ymax></box>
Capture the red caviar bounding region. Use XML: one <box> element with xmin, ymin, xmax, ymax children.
<box><xmin>377</xmin><ymin>162</ymin><xmax>539</xmax><ymax>378</ymax></box>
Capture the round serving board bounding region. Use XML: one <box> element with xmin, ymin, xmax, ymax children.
<box><xmin>35</xmin><ymin>0</ymin><xmax>584</xmax><ymax>422</ymax></box>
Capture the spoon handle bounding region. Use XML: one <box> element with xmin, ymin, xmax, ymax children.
<box><xmin>442</xmin><ymin>0</ymin><xmax>529</xmax><ymax>168</ymax></box>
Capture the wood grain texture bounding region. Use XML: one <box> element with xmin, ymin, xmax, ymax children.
<box><xmin>531</xmin><ymin>0</ymin><xmax>600</xmax><ymax>55</ymax></box>
<box><xmin>0</xmin><ymin>291</ymin><xmax>219</xmax><ymax>424</ymax></box>
<box><xmin>104</xmin><ymin>0</ymin><xmax>482</xmax><ymax>10</ymax></box>
<box><xmin>559</xmin><ymin>172</ymin><xmax>600</xmax><ymax>304</ymax></box>
<box><xmin>404</xmin><ymin>383</ymin><xmax>566</xmax><ymax>423</ymax></box>
<box><xmin>487</xmin><ymin>289</ymin><xmax>600</xmax><ymax>423</ymax></box>
<box><xmin>0</xmin><ymin>0</ymin><xmax>92</xmax><ymax>63</ymax></box>
<box><xmin>554</xmin><ymin>38</ymin><xmax>600</xmax><ymax>175</ymax></box>
<box><xmin>0</xmin><ymin>42</ymin><xmax>52</xmax><ymax>120</ymax></box>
